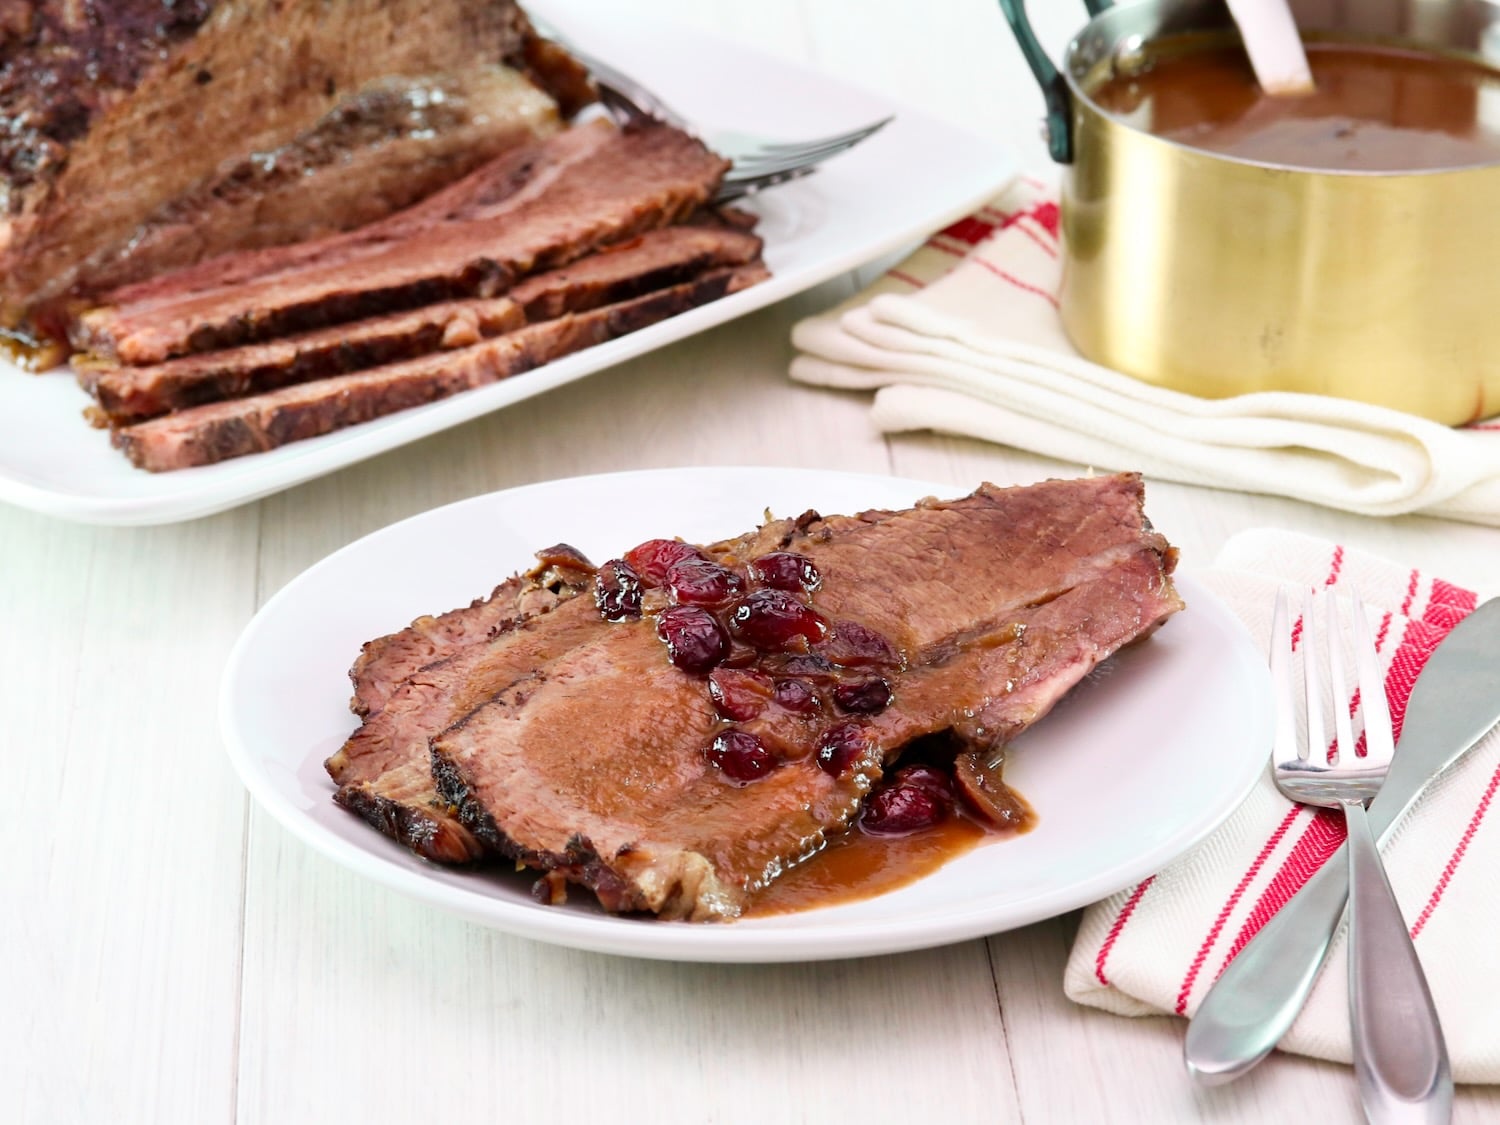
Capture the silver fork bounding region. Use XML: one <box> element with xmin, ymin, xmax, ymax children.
<box><xmin>1270</xmin><ymin>588</ymin><xmax>1452</xmax><ymax>1124</ymax></box>
<box><xmin>555</xmin><ymin>37</ymin><xmax>893</xmax><ymax>202</ymax></box>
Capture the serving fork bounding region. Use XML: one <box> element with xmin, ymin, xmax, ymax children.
<box><xmin>1269</xmin><ymin>588</ymin><xmax>1451</xmax><ymax>1123</ymax></box>
<box><xmin>554</xmin><ymin>36</ymin><xmax>893</xmax><ymax>202</ymax></box>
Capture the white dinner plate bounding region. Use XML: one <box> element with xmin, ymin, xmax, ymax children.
<box><xmin>220</xmin><ymin>467</ymin><xmax>1274</xmax><ymax>963</ymax></box>
<box><xmin>0</xmin><ymin>1</ymin><xmax>1016</xmax><ymax>526</ymax></box>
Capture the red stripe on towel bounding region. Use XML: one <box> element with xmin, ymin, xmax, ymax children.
<box><xmin>938</xmin><ymin>215</ymin><xmax>996</xmax><ymax>245</ymax></box>
<box><xmin>1216</xmin><ymin>809</ymin><xmax>1347</xmax><ymax>974</ymax></box>
<box><xmin>926</xmin><ymin>237</ymin><xmax>969</xmax><ymax>260</ymax></box>
<box><xmin>1386</xmin><ymin>618</ymin><xmax>1450</xmax><ymax>743</ymax></box>
<box><xmin>1399</xmin><ymin>569</ymin><xmax>1421</xmax><ymax>617</ymax></box>
<box><xmin>1410</xmin><ymin>761</ymin><xmax>1500</xmax><ymax>939</ymax></box>
<box><xmin>1094</xmin><ymin>877</ymin><xmax>1155</xmax><ymax>986</ymax></box>
<box><xmin>1174</xmin><ymin>806</ymin><xmax>1302</xmax><ymax>1013</ymax></box>
<box><xmin>969</xmin><ymin>256</ymin><xmax>1061</xmax><ymax>308</ymax></box>
<box><xmin>1423</xmin><ymin>579</ymin><xmax>1478</xmax><ymax>632</ymax></box>
<box><xmin>1013</xmin><ymin>220</ymin><xmax>1058</xmax><ymax>257</ymax></box>
<box><xmin>886</xmin><ymin>269</ymin><xmax>926</xmax><ymax>289</ymax></box>
<box><xmin>1325</xmin><ymin>545</ymin><xmax>1345</xmax><ymax>587</ymax></box>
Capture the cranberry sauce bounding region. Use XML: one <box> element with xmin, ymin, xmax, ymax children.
<box><xmin>593</xmin><ymin>544</ymin><xmax>905</xmax><ymax>785</ymax></box>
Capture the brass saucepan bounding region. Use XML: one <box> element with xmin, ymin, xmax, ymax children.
<box><xmin>999</xmin><ymin>0</ymin><xmax>1500</xmax><ymax>425</ymax></box>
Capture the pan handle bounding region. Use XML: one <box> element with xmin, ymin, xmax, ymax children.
<box><xmin>996</xmin><ymin>0</ymin><xmax>1107</xmax><ymax>163</ymax></box>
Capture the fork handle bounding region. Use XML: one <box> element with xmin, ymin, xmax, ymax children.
<box><xmin>1343</xmin><ymin>798</ymin><xmax>1453</xmax><ymax>1124</ymax></box>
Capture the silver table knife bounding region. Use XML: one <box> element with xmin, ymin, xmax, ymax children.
<box><xmin>1185</xmin><ymin>596</ymin><xmax>1500</xmax><ymax>1085</ymax></box>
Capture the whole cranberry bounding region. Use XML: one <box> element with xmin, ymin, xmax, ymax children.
<box><xmin>816</xmin><ymin>722</ymin><xmax>871</xmax><ymax>777</ymax></box>
<box><xmin>892</xmin><ymin>764</ymin><xmax>956</xmax><ymax>803</ymax></box>
<box><xmin>748</xmin><ymin>551</ymin><xmax>820</xmax><ymax>592</ymax></box>
<box><xmin>594</xmin><ymin>559</ymin><xmax>642</xmax><ymax>621</ymax></box>
<box><xmin>623</xmin><ymin>539</ymin><xmax>706</xmax><ymax>586</ymax></box>
<box><xmin>860</xmin><ymin>783</ymin><xmax>948</xmax><ymax>836</ymax></box>
<box><xmin>818</xmin><ymin>620</ymin><xmax>899</xmax><ymax>667</ymax></box>
<box><xmin>833</xmin><ymin>677</ymin><xmax>892</xmax><ymax>714</ymax></box>
<box><xmin>729</xmin><ymin>589</ymin><xmax>826</xmax><ymax>650</ymax></box>
<box><xmin>656</xmin><ymin>605</ymin><xmax>729</xmax><ymax>673</ymax></box>
<box><xmin>708</xmin><ymin>668</ymin><xmax>774</xmax><ymax>721</ymax></box>
<box><xmin>666</xmin><ymin>557</ymin><xmax>744</xmax><ymax>606</ymax></box>
<box><xmin>705</xmin><ymin>730</ymin><xmax>776</xmax><ymax>783</ymax></box>
<box><xmin>773</xmin><ymin>679</ymin><xmax>820</xmax><ymax>715</ymax></box>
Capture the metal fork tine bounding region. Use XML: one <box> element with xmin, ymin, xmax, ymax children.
<box><xmin>1271</xmin><ymin>589</ymin><xmax>1301</xmax><ymax>763</ymax></box>
<box><xmin>724</xmin><ymin>137</ymin><xmax>869</xmax><ymax>179</ymax></box>
<box><xmin>1350</xmin><ymin>594</ymin><xmax>1396</xmax><ymax>763</ymax></box>
<box><xmin>729</xmin><ymin>119</ymin><xmax>893</xmax><ymax>166</ymax></box>
<box><xmin>1301</xmin><ymin>588</ymin><xmax>1325</xmax><ymax>764</ymax></box>
<box><xmin>748</xmin><ymin>118</ymin><xmax>893</xmax><ymax>154</ymax></box>
<box><xmin>1326</xmin><ymin>591</ymin><xmax>1357</xmax><ymax>766</ymax></box>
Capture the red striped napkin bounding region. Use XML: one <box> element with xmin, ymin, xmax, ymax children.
<box><xmin>789</xmin><ymin>178</ymin><xmax>1500</xmax><ymax>525</ymax></box>
<box><xmin>1064</xmin><ymin>530</ymin><xmax>1500</xmax><ymax>1082</ymax></box>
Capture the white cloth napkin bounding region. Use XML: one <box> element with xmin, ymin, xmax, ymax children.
<box><xmin>789</xmin><ymin>178</ymin><xmax>1500</xmax><ymax>526</ymax></box>
<box><xmin>1064</xmin><ymin>529</ymin><xmax>1500</xmax><ymax>1082</ymax></box>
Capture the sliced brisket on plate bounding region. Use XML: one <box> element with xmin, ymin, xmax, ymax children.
<box><xmin>421</xmin><ymin>474</ymin><xmax>1182</xmax><ymax>920</ymax></box>
<box><xmin>79</xmin><ymin>226</ymin><xmax>764</xmax><ymax>424</ymax></box>
<box><xmin>330</xmin><ymin>545</ymin><xmax>598</xmax><ymax>863</ymax></box>
<box><xmin>111</xmin><ymin>262</ymin><xmax>768</xmax><ymax>470</ymax></box>
<box><xmin>348</xmin><ymin>543</ymin><xmax>600</xmax><ymax>720</ymax></box>
<box><xmin>333</xmin><ymin>518</ymin><xmax>828</xmax><ymax>862</ymax></box>
<box><xmin>1</xmin><ymin>0</ymin><xmax>591</xmax><ymax>344</ymax></box>
<box><xmin>73</xmin><ymin>122</ymin><xmax>731</xmax><ymax>366</ymax></box>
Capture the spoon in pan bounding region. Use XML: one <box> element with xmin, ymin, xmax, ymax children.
<box><xmin>1226</xmin><ymin>0</ymin><xmax>1315</xmax><ymax>96</ymax></box>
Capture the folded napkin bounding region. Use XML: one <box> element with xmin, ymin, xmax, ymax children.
<box><xmin>1064</xmin><ymin>530</ymin><xmax>1500</xmax><ymax>1082</ymax></box>
<box><xmin>790</xmin><ymin>178</ymin><xmax>1500</xmax><ymax>526</ymax></box>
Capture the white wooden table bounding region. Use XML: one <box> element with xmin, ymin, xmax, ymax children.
<box><xmin>5</xmin><ymin>2</ymin><xmax>1498</xmax><ymax>1122</ymax></box>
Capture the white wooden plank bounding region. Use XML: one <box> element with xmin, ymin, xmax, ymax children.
<box><xmin>237</xmin><ymin>826</ymin><xmax>1019</xmax><ymax>1124</ymax></box>
<box><xmin>1</xmin><ymin>506</ymin><xmax>259</xmax><ymax>1125</ymax></box>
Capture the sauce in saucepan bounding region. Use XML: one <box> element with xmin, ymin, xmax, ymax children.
<box><xmin>1090</xmin><ymin>39</ymin><xmax>1500</xmax><ymax>171</ymax></box>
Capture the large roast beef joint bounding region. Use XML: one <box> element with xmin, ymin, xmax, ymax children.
<box><xmin>0</xmin><ymin>1</ymin><xmax>771</xmax><ymax>470</ymax></box>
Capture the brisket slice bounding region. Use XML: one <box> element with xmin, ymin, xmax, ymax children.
<box><xmin>427</xmin><ymin>474</ymin><xmax>1183</xmax><ymax>920</ymax></box>
<box><xmin>110</xmin><ymin>262</ymin><xmax>767</xmax><ymax>471</ymax></box>
<box><xmin>80</xmin><ymin>226</ymin><xmax>764</xmax><ymax>424</ymax></box>
<box><xmin>79</xmin><ymin>298</ymin><xmax>525</xmax><ymax>425</ymax></box>
<box><xmin>348</xmin><ymin>543</ymin><xmax>599</xmax><ymax>720</ymax></box>
<box><xmin>71</xmin><ymin>66</ymin><xmax>567</xmax><ymax>305</ymax></box>
<box><xmin>95</xmin><ymin>119</ymin><xmax>620</xmax><ymax>315</ymax></box>
<box><xmin>2</xmin><ymin>1</ymin><xmax>587</xmax><ymax>341</ymax></box>
<box><xmin>73</xmin><ymin>122</ymin><xmax>730</xmax><ymax>365</ymax></box>
<box><xmin>330</xmin><ymin>545</ymin><xmax>598</xmax><ymax>863</ymax></box>
<box><xmin>332</xmin><ymin>514</ymin><xmax>857</xmax><ymax>864</ymax></box>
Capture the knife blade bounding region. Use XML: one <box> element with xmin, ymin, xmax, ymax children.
<box><xmin>1184</xmin><ymin>596</ymin><xmax>1500</xmax><ymax>1085</ymax></box>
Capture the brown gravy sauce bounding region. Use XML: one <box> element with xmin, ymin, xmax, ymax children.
<box><xmin>746</xmin><ymin>793</ymin><xmax>1035</xmax><ymax>918</ymax></box>
<box><xmin>0</xmin><ymin>328</ymin><xmax>64</xmax><ymax>371</ymax></box>
<box><xmin>1090</xmin><ymin>37</ymin><xmax>1500</xmax><ymax>171</ymax></box>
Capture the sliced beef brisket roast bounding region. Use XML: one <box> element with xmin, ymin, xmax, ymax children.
<box><xmin>79</xmin><ymin>225</ymin><xmax>764</xmax><ymax>424</ymax></box>
<box><xmin>0</xmin><ymin>0</ymin><xmax>591</xmax><ymax>347</ymax></box>
<box><xmin>330</xmin><ymin>474</ymin><xmax>1183</xmax><ymax>921</ymax></box>
<box><xmin>110</xmin><ymin>262</ymin><xmax>767</xmax><ymax>470</ymax></box>
<box><xmin>72</xmin><ymin>121</ymin><xmax>730</xmax><ymax>366</ymax></box>
<box><xmin>329</xmin><ymin>545</ymin><xmax>599</xmax><ymax>863</ymax></box>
